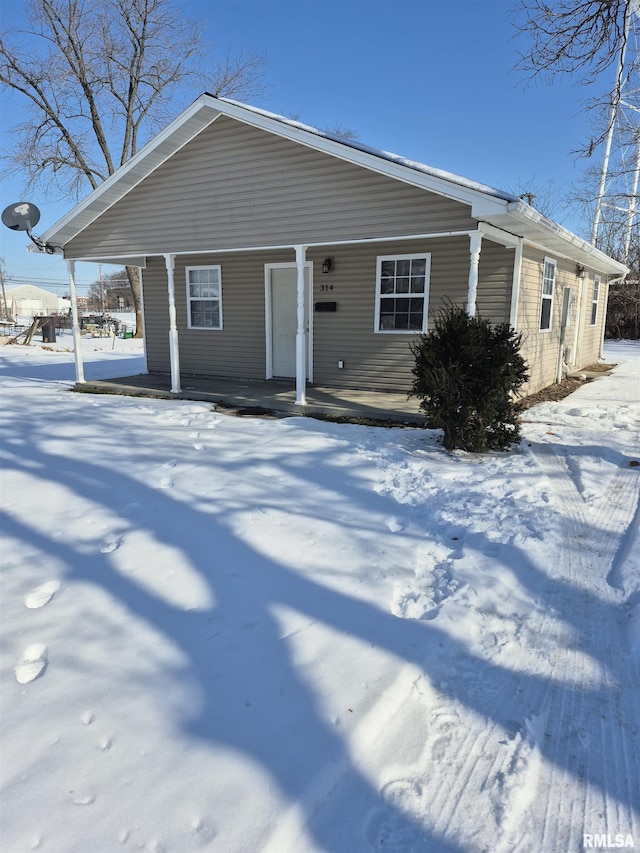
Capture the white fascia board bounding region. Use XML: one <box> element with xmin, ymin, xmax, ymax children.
<box><xmin>506</xmin><ymin>202</ymin><xmax>629</xmax><ymax>275</ymax></box>
<box><xmin>481</xmin><ymin>201</ymin><xmax>628</xmax><ymax>276</ymax></box>
<box><xmin>66</xmin><ymin>256</ymin><xmax>147</xmax><ymax>268</ymax></box>
<box><xmin>65</xmin><ymin>230</ymin><xmax>475</xmax><ymax>264</ymax></box>
<box><xmin>35</xmin><ymin>96</ymin><xmax>221</xmax><ymax>249</ymax></box>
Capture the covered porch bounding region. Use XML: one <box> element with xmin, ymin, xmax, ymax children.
<box><xmin>75</xmin><ymin>372</ymin><xmax>425</xmax><ymax>425</ymax></box>
<box><xmin>63</xmin><ymin>223</ymin><xmax>520</xmax><ymax>407</ymax></box>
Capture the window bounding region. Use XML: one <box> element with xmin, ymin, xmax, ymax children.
<box><xmin>590</xmin><ymin>275</ymin><xmax>600</xmax><ymax>326</ymax></box>
<box><xmin>186</xmin><ymin>266</ymin><xmax>222</xmax><ymax>329</ymax></box>
<box><xmin>539</xmin><ymin>258</ymin><xmax>556</xmax><ymax>331</ymax></box>
<box><xmin>375</xmin><ymin>253</ymin><xmax>430</xmax><ymax>333</ymax></box>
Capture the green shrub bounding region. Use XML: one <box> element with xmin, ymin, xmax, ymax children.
<box><xmin>409</xmin><ymin>303</ymin><xmax>529</xmax><ymax>452</ymax></box>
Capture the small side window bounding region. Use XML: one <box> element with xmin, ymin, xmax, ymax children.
<box><xmin>540</xmin><ymin>258</ymin><xmax>556</xmax><ymax>331</ymax></box>
<box><xmin>590</xmin><ymin>275</ymin><xmax>600</xmax><ymax>326</ymax></box>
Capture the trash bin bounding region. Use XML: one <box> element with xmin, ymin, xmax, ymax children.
<box><xmin>40</xmin><ymin>316</ymin><xmax>56</xmax><ymax>343</ymax></box>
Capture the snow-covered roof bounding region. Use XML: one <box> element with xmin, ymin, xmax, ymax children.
<box><xmin>35</xmin><ymin>94</ymin><xmax>628</xmax><ymax>276</ymax></box>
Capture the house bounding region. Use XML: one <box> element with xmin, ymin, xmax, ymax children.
<box><xmin>35</xmin><ymin>94</ymin><xmax>628</xmax><ymax>400</ymax></box>
<box><xmin>5</xmin><ymin>284</ymin><xmax>70</xmax><ymax>321</ymax></box>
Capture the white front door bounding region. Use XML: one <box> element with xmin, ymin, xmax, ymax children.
<box><xmin>267</xmin><ymin>264</ymin><xmax>312</xmax><ymax>379</ymax></box>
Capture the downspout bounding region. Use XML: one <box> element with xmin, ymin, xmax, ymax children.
<box><xmin>509</xmin><ymin>237</ymin><xmax>524</xmax><ymax>328</ymax></box>
<box><xmin>66</xmin><ymin>260</ymin><xmax>85</xmax><ymax>384</ymax></box>
<box><xmin>295</xmin><ymin>245</ymin><xmax>307</xmax><ymax>405</ymax></box>
<box><xmin>164</xmin><ymin>253</ymin><xmax>181</xmax><ymax>393</ymax></box>
<box><xmin>466</xmin><ymin>232</ymin><xmax>483</xmax><ymax>317</ymax></box>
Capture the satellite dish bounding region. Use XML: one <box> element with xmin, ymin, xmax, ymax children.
<box><xmin>2</xmin><ymin>201</ymin><xmax>41</xmax><ymax>233</ymax></box>
<box><xmin>2</xmin><ymin>200</ymin><xmax>59</xmax><ymax>254</ymax></box>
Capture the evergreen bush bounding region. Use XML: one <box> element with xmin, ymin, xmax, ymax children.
<box><xmin>409</xmin><ymin>302</ymin><xmax>529</xmax><ymax>452</ymax></box>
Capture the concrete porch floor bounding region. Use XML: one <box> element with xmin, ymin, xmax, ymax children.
<box><xmin>77</xmin><ymin>372</ymin><xmax>425</xmax><ymax>426</ymax></box>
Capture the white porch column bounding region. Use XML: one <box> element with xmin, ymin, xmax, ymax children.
<box><xmin>466</xmin><ymin>232</ymin><xmax>483</xmax><ymax>317</ymax></box>
<box><xmin>295</xmin><ymin>245</ymin><xmax>307</xmax><ymax>405</ymax></box>
<box><xmin>66</xmin><ymin>260</ymin><xmax>85</xmax><ymax>384</ymax></box>
<box><xmin>164</xmin><ymin>253</ymin><xmax>181</xmax><ymax>394</ymax></box>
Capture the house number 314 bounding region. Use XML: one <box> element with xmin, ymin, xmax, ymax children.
<box><xmin>320</xmin><ymin>284</ymin><xmax>334</xmax><ymax>292</ymax></box>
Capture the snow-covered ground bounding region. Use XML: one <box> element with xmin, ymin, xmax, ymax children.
<box><xmin>1</xmin><ymin>334</ymin><xmax>639</xmax><ymax>853</ymax></box>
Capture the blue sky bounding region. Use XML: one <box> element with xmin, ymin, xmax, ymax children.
<box><xmin>0</xmin><ymin>0</ymin><xmax>608</xmax><ymax>293</ymax></box>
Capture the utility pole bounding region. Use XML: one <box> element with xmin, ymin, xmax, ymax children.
<box><xmin>591</xmin><ymin>0</ymin><xmax>633</xmax><ymax>246</ymax></box>
<box><xmin>0</xmin><ymin>261</ymin><xmax>10</xmax><ymax>321</ymax></box>
<box><xmin>623</xmin><ymin>131</ymin><xmax>640</xmax><ymax>264</ymax></box>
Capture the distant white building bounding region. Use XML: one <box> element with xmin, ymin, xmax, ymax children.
<box><xmin>5</xmin><ymin>284</ymin><xmax>70</xmax><ymax>320</ymax></box>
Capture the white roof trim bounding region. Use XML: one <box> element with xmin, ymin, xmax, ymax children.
<box><xmin>65</xmin><ymin>230</ymin><xmax>478</xmax><ymax>265</ymax></box>
<box><xmin>480</xmin><ymin>202</ymin><xmax>628</xmax><ymax>275</ymax></box>
<box><xmin>34</xmin><ymin>98</ymin><xmax>222</xmax><ymax>250</ymax></box>
<box><xmin>35</xmin><ymin>93</ymin><xmax>628</xmax><ymax>276</ymax></box>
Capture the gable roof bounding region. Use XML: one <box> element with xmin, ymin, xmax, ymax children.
<box><xmin>35</xmin><ymin>94</ymin><xmax>628</xmax><ymax>276</ymax></box>
<box><xmin>6</xmin><ymin>284</ymin><xmax>65</xmax><ymax>300</ymax></box>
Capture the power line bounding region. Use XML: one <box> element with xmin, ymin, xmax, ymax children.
<box><xmin>4</xmin><ymin>275</ymin><xmax>129</xmax><ymax>289</ymax></box>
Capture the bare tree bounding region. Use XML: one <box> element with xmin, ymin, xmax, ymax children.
<box><xmin>515</xmin><ymin>1</ymin><xmax>639</xmax><ymax>254</ymax></box>
<box><xmin>0</xmin><ymin>258</ymin><xmax>12</xmax><ymax>321</ymax></box>
<box><xmin>87</xmin><ymin>267</ymin><xmax>133</xmax><ymax>312</ymax></box>
<box><xmin>0</xmin><ymin>0</ymin><xmax>267</xmax><ymax>336</ymax></box>
<box><xmin>514</xmin><ymin>0</ymin><xmax>634</xmax><ymax>82</ymax></box>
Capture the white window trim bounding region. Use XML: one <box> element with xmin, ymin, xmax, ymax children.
<box><xmin>590</xmin><ymin>275</ymin><xmax>601</xmax><ymax>326</ymax></box>
<box><xmin>186</xmin><ymin>264</ymin><xmax>223</xmax><ymax>330</ymax></box>
<box><xmin>539</xmin><ymin>257</ymin><xmax>556</xmax><ymax>332</ymax></box>
<box><xmin>374</xmin><ymin>252</ymin><xmax>431</xmax><ymax>334</ymax></box>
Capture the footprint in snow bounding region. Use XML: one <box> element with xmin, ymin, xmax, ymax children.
<box><xmin>25</xmin><ymin>580</ymin><xmax>61</xmax><ymax>609</ymax></box>
<box><xmin>385</xmin><ymin>516</ymin><xmax>407</xmax><ymax>533</ymax></box>
<box><xmin>160</xmin><ymin>477</ymin><xmax>174</xmax><ymax>490</ymax></box>
<box><xmin>120</xmin><ymin>502</ymin><xmax>140</xmax><ymax>518</ymax></box>
<box><xmin>365</xmin><ymin>779</ymin><xmax>429</xmax><ymax>851</ymax></box>
<box><xmin>193</xmin><ymin>443</ymin><xmax>205</xmax><ymax>451</ymax></box>
<box><xmin>99</xmin><ymin>533</ymin><xmax>122</xmax><ymax>554</ymax></box>
<box><xmin>163</xmin><ymin>459</ymin><xmax>177</xmax><ymax>469</ymax></box>
<box><xmin>72</xmin><ymin>794</ymin><xmax>95</xmax><ymax>806</ymax></box>
<box><xmin>15</xmin><ymin>644</ymin><xmax>48</xmax><ymax>684</ymax></box>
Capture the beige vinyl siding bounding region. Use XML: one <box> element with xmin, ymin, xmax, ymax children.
<box><xmin>579</xmin><ymin>274</ymin><xmax>605</xmax><ymax>365</ymax></box>
<box><xmin>516</xmin><ymin>247</ymin><xmax>608</xmax><ymax>394</ymax></box>
<box><xmin>141</xmin><ymin>257</ymin><xmax>170</xmax><ymax>373</ymax></box>
<box><xmin>66</xmin><ymin>115</ymin><xmax>476</xmax><ymax>260</ymax></box>
<box><xmin>310</xmin><ymin>237</ymin><xmax>513</xmax><ymax>391</ymax></box>
<box><xmin>518</xmin><ymin>248</ymin><xmax>563</xmax><ymax>394</ymax></box>
<box><xmin>476</xmin><ymin>241</ymin><xmax>515</xmax><ymax>322</ymax></box>
<box><xmin>144</xmin><ymin>251</ymin><xmax>291</xmax><ymax>379</ymax></box>
<box><xmin>143</xmin><ymin>236</ymin><xmax>515</xmax><ymax>392</ymax></box>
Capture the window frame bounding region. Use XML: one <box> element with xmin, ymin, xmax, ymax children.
<box><xmin>590</xmin><ymin>275</ymin><xmax>600</xmax><ymax>326</ymax></box>
<box><xmin>374</xmin><ymin>252</ymin><xmax>431</xmax><ymax>334</ymax></box>
<box><xmin>539</xmin><ymin>257</ymin><xmax>556</xmax><ymax>332</ymax></box>
<box><xmin>185</xmin><ymin>265</ymin><xmax>223</xmax><ymax>331</ymax></box>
